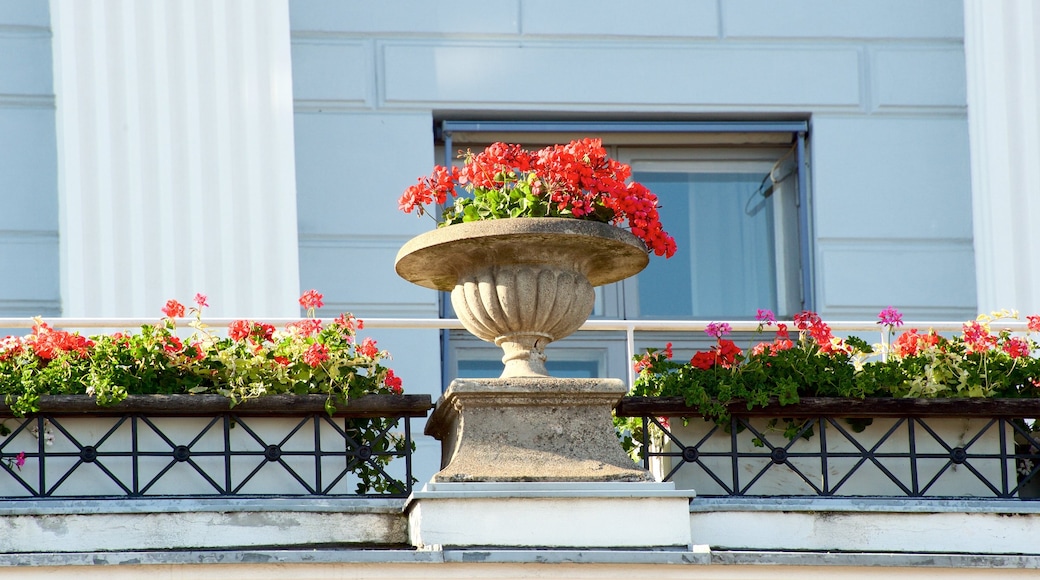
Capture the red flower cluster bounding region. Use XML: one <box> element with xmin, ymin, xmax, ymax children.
<box><xmin>893</xmin><ymin>329</ymin><xmax>940</xmax><ymax>357</ymax></box>
<box><xmin>794</xmin><ymin>311</ymin><xmax>847</xmax><ymax>354</ymax></box>
<box><xmin>299</xmin><ymin>289</ymin><xmax>324</xmax><ymax>311</ymax></box>
<box><xmin>399</xmin><ymin>165</ymin><xmax>461</xmax><ymax>215</ymax></box>
<box><xmin>399</xmin><ymin>139</ymin><xmax>677</xmax><ymax>258</ymax></box>
<box><xmin>1002</xmin><ymin>337</ymin><xmax>1031</xmax><ymax>359</ymax></box>
<box><xmin>303</xmin><ymin>343</ymin><xmax>330</xmax><ymax>367</ymax></box>
<box><xmin>163</xmin><ymin>336</ymin><xmax>184</xmax><ymax>354</ymax></box>
<box><xmin>691</xmin><ymin>339</ymin><xmax>742</xmax><ymax>370</ymax></box>
<box><xmin>334</xmin><ymin>313</ymin><xmax>363</xmax><ymax>336</ymax></box>
<box><xmin>357</xmin><ymin>337</ymin><xmax>379</xmax><ymax>358</ymax></box>
<box><xmin>634</xmin><ymin>342</ymin><xmax>672</xmax><ymax>373</ymax></box>
<box><xmin>750</xmin><ymin>335</ymin><xmax>795</xmax><ymax>357</ymax></box>
<box><xmin>25</xmin><ymin>322</ymin><xmax>94</xmax><ymax>361</ymax></box>
<box><xmin>228</xmin><ymin>320</ymin><xmax>275</xmax><ymax>345</ymax></box>
<box><xmin>286</xmin><ymin>318</ymin><xmax>323</xmax><ymax>337</ymax></box>
<box><xmin>1029</xmin><ymin>315</ymin><xmax>1040</xmax><ymax>333</ymax></box>
<box><xmin>383</xmin><ymin>369</ymin><xmax>403</xmax><ymax>395</ymax></box>
<box><xmin>962</xmin><ymin>321</ymin><xmax>998</xmax><ymax>353</ymax></box>
<box><xmin>162</xmin><ymin>299</ymin><xmax>186</xmax><ymax>319</ymax></box>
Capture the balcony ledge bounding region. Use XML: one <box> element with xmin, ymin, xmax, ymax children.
<box><xmin>1</xmin><ymin>547</ymin><xmax>1039</xmax><ymax>573</ymax></box>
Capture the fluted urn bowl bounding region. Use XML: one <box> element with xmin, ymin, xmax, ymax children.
<box><xmin>395</xmin><ymin>218</ymin><xmax>649</xmax><ymax>378</ymax></box>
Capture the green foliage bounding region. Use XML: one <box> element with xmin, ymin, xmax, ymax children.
<box><xmin>0</xmin><ymin>293</ymin><xmax>413</xmax><ymax>494</ymax></box>
<box><xmin>633</xmin><ymin>314</ymin><xmax>1040</xmax><ymax>426</ymax></box>
<box><xmin>0</xmin><ymin>300</ymin><xmax>403</xmax><ymax>417</ymax></box>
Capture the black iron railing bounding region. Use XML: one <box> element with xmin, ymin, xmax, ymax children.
<box><xmin>615</xmin><ymin>397</ymin><xmax>1040</xmax><ymax>499</ymax></box>
<box><xmin>0</xmin><ymin>394</ymin><xmax>431</xmax><ymax>499</ymax></box>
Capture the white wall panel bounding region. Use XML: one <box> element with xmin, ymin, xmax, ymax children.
<box><xmin>873</xmin><ymin>47</ymin><xmax>967</xmax><ymax>109</ymax></box>
<box><xmin>965</xmin><ymin>0</ymin><xmax>1040</xmax><ymax>315</ymax></box>
<box><xmin>812</xmin><ymin>116</ymin><xmax>973</xmax><ymax>240</ymax></box>
<box><xmin>50</xmin><ymin>0</ymin><xmax>301</xmax><ymax>318</ymax></box>
<box><xmin>521</xmin><ymin>0</ymin><xmax>718</xmax><ymax>38</ymax></box>
<box><xmin>722</xmin><ymin>0</ymin><xmax>963</xmax><ymax>40</ymax></box>
<box><xmin>383</xmin><ymin>43</ymin><xmax>861</xmax><ymax>108</ymax></box>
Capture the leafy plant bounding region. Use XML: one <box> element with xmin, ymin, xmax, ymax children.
<box><xmin>398</xmin><ymin>139</ymin><xmax>677</xmax><ymax>258</ymax></box>
<box><xmin>633</xmin><ymin>307</ymin><xmax>1040</xmax><ymax>424</ymax></box>
<box><xmin>0</xmin><ymin>291</ymin><xmax>404</xmax><ymax>417</ymax></box>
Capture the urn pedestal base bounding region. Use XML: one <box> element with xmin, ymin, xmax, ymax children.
<box><xmin>409</xmin><ymin>379</ymin><xmax>696</xmax><ymax>549</ymax></box>
<box><xmin>406</xmin><ymin>481</ymin><xmax>695</xmax><ymax>550</ymax></box>
<box><xmin>424</xmin><ymin>378</ymin><xmax>653</xmax><ymax>482</ymax></box>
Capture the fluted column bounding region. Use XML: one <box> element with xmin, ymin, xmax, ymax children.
<box><xmin>50</xmin><ymin>0</ymin><xmax>300</xmax><ymax>318</ymax></box>
<box><xmin>964</xmin><ymin>0</ymin><xmax>1040</xmax><ymax>314</ymax></box>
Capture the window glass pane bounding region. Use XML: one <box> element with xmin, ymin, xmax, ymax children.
<box><xmin>632</xmin><ymin>171</ymin><xmax>777</xmax><ymax>319</ymax></box>
<box><xmin>456</xmin><ymin>359</ymin><xmax>599</xmax><ymax>379</ymax></box>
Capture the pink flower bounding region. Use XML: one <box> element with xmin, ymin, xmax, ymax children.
<box><xmin>162</xmin><ymin>299</ymin><xmax>186</xmax><ymax>319</ymax></box>
<box><xmin>299</xmin><ymin>290</ymin><xmax>324</xmax><ymax>311</ymax></box>
<box><xmin>705</xmin><ymin>322</ymin><xmax>731</xmax><ymax>339</ymax></box>
<box><xmin>755</xmin><ymin>309</ymin><xmax>776</xmax><ymax>325</ymax></box>
<box><xmin>15</xmin><ymin>452</ymin><xmax>25</xmax><ymax>470</ymax></box>
<box><xmin>877</xmin><ymin>306</ymin><xmax>904</xmax><ymax>328</ymax></box>
<box><xmin>194</xmin><ymin>293</ymin><xmax>209</xmax><ymax>308</ymax></box>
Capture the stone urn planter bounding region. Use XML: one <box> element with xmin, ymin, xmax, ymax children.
<box><xmin>395</xmin><ymin>217</ymin><xmax>648</xmax><ymax>378</ymax></box>
<box><xmin>395</xmin><ymin>218</ymin><xmax>654</xmax><ymax>482</ymax></box>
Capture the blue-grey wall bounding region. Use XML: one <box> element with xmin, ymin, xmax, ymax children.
<box><xmin>288</xmin><ymin>0</ymin><xmax>974</xmax><ymax>321</ymax></box>
<box><xmin>0</xmin><ymin>1</ymin><xmax>974</xmax><ymax>322</ymax></box>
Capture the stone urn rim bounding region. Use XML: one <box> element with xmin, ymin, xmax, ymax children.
<box><xmin>394</xmin><ymin>217</ymin><xmax>650</xmax><ymax>291</ymax></box>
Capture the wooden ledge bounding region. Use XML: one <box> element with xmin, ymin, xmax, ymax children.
<box><xmin>615</xmin><ymin>396</ymin><xmax>1040</xmax><ymax>418</ymax></box>
<box><xmin>0</xmin><ymin>393</ymin><xmax>433</xmax><ymax>418</ymax></box>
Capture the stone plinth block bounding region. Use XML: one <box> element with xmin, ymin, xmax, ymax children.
<box><xmin>425</xmin><ymin>378</ymin><xmax>653</xmax><ymax>483</ymax></box>
<box><xmin>407</xmin><ymin>482</ymin><xmax>695</xmax><ymax>549</ymax></box>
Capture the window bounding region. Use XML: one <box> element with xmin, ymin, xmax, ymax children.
<box><xmin>436</xmin><ymin>121</ymin><xmax>811</xmax><ymax>384</ymax></box>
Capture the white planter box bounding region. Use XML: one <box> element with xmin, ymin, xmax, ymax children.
<box><xmin>658</xmin><ymin>415</ymin><xmax>1018</xmax><ymax>497</ymax></box>
<box><xmin>0</xmin><ymin>394</ymin><xmax>429</xmax><ymax>498</ymax></box>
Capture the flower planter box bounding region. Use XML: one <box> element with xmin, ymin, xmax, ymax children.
<box><xmin>616</xmin><ymin>397</ymin><xmax>1040</xmax><ymax>499</ymax></box>
<box><xmin>0</xmin><ymin>394</ymin><xmax>431</xmax><ymax>498</ymax></box>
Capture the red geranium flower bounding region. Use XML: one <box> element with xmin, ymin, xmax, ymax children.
<box><xmin>162</xmin><ymin>299</ymin><xmax>185</xmax><ymax>319</ymax></box>
<box><xmin>399</xmin><ymin>139</ymin><xmax>677</xmax><ymax>258</ymax></box>
<box><xmin>357</xmin><ymin>337</ymin><xmax>379</xmax><ymax>358</ymax></box>
<box><xmin>303</xmin><ymin>343</ymin><xmax>329</xmax><ymax>367</ymax></box>
<box><xmin>299</xmin><ymin>289</ymin><xmax>324</xmax><ymax>311</ymax></box>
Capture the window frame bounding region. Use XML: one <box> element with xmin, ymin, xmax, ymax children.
<box><xmin>435</xmin><ymin>120</ymin><xmax>812</xmax><ymax>386</ymax></box>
